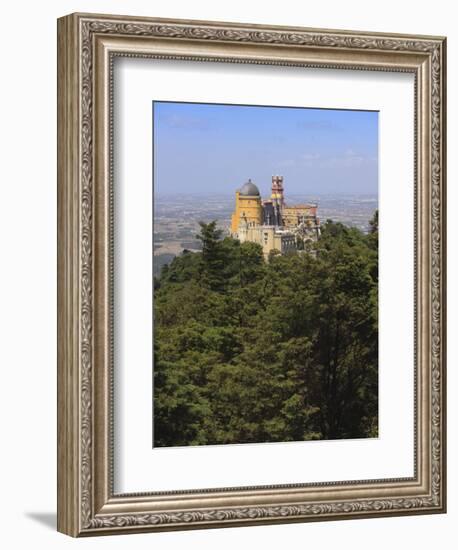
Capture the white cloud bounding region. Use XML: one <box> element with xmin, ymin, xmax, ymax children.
<box><xmin>323</xmin><ymin>149</ymin><xmax>374</xmax><ymax>168</ymax></box>
<box><xmin>302</xmin><ymin>153</ymin><xmax>321</xmax><ymax>161</ymax></box>
<box><xmin>166</xmin><ymin>113</ymin><xmax>213</xmax><ymax>131</ymax></box>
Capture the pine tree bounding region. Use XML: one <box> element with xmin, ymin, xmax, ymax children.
<box><xmin>196</xmin><ymin>221</ymin><xmax>226</xmax><ymax>291</ymax></box>
<box><xmin>153</xmin><ymin>212</ymin><xmax>379</xmax><ymax>447</ymax></box>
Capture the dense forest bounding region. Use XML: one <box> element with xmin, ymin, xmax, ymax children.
<box><xmin>153</xmin><ymin>213</ymin><xmax>378</xmax><ymax>447</ymax></box>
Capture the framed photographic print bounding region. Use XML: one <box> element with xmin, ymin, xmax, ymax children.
<box><xmin>57</xmin><ymin>13</ymin><xmax>446</xmax><ymax>537</ymax></box>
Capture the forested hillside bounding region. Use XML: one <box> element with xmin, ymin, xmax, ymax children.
<box><xmin>153</xmin><ymin>213</ymin><xmax>378</xmax><ymax>447</ymax></box>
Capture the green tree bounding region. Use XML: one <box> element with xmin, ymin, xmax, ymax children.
<box><xmin>153</xmin><ymin>212</ymin><xmax>379</xmax><ymax>447</ymax></box>
<box><xmin>369</xmin><ymin>209</ymin><xmax>378</xmax><ymax>234</ymax></box>
<box><xmin>196</xmin><ymin>221</ymin><xmax>226</xmax><ymax>291</ymax></box>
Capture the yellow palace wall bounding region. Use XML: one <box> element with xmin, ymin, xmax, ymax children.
<box><xmin>231</xmin><ymin>191</ymin><xmax>262</xmax><ymax>233</ymax></box>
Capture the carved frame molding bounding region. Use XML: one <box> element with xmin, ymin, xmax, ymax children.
<box><xmin>57</xmin><ymin>13</ymin><xmax>446</xmax><ymax>537</ymax></box>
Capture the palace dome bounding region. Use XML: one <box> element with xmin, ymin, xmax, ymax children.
<box><xmin>239</xmin><ymin>179</ymin><xmax>260</xmax><ymax>196</ymax></box>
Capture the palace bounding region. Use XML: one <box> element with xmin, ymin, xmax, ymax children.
<box><xmin>230</xmin><ymin>176</ymin><xmax>320</xmax><ymax>259</ymax></box>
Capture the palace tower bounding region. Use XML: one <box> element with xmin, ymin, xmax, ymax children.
<box><xmin>230</xmin><ymin>179</ymin><xmax>263</xmax><ymax>234</ymax></box>
<box><xmin>231</xmin><ymin>175</ymin><xmax>320</xmax><ymax>258</ymax></box>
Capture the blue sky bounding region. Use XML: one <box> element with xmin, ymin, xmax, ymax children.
<box><xmin>153</xmin><ymin>101</ymin><xmax>378</xmax><ymax>196</ymax></box>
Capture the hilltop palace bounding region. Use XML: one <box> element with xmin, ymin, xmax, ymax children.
<box><xmin>231</xmin><ymin>176</ymin><xmax>321</xmax><ymax>259</ymax></box>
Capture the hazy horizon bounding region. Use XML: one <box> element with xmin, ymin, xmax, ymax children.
<box><xmin>154</xmin><ymin>190</ymin><xmax>378</xmax><ymax>197</ymax></box>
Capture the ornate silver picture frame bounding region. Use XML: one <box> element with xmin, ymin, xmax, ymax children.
<box><xmin>57</xmin><ymin>12</ymin><xmax>446</xmax><ymax>536</ymax></box>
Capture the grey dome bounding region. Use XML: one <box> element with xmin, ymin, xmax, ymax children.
<box><xmin>239</xmin><ymin>179</ymin><xmax>260</xmax><ymax>196</ymax></box>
